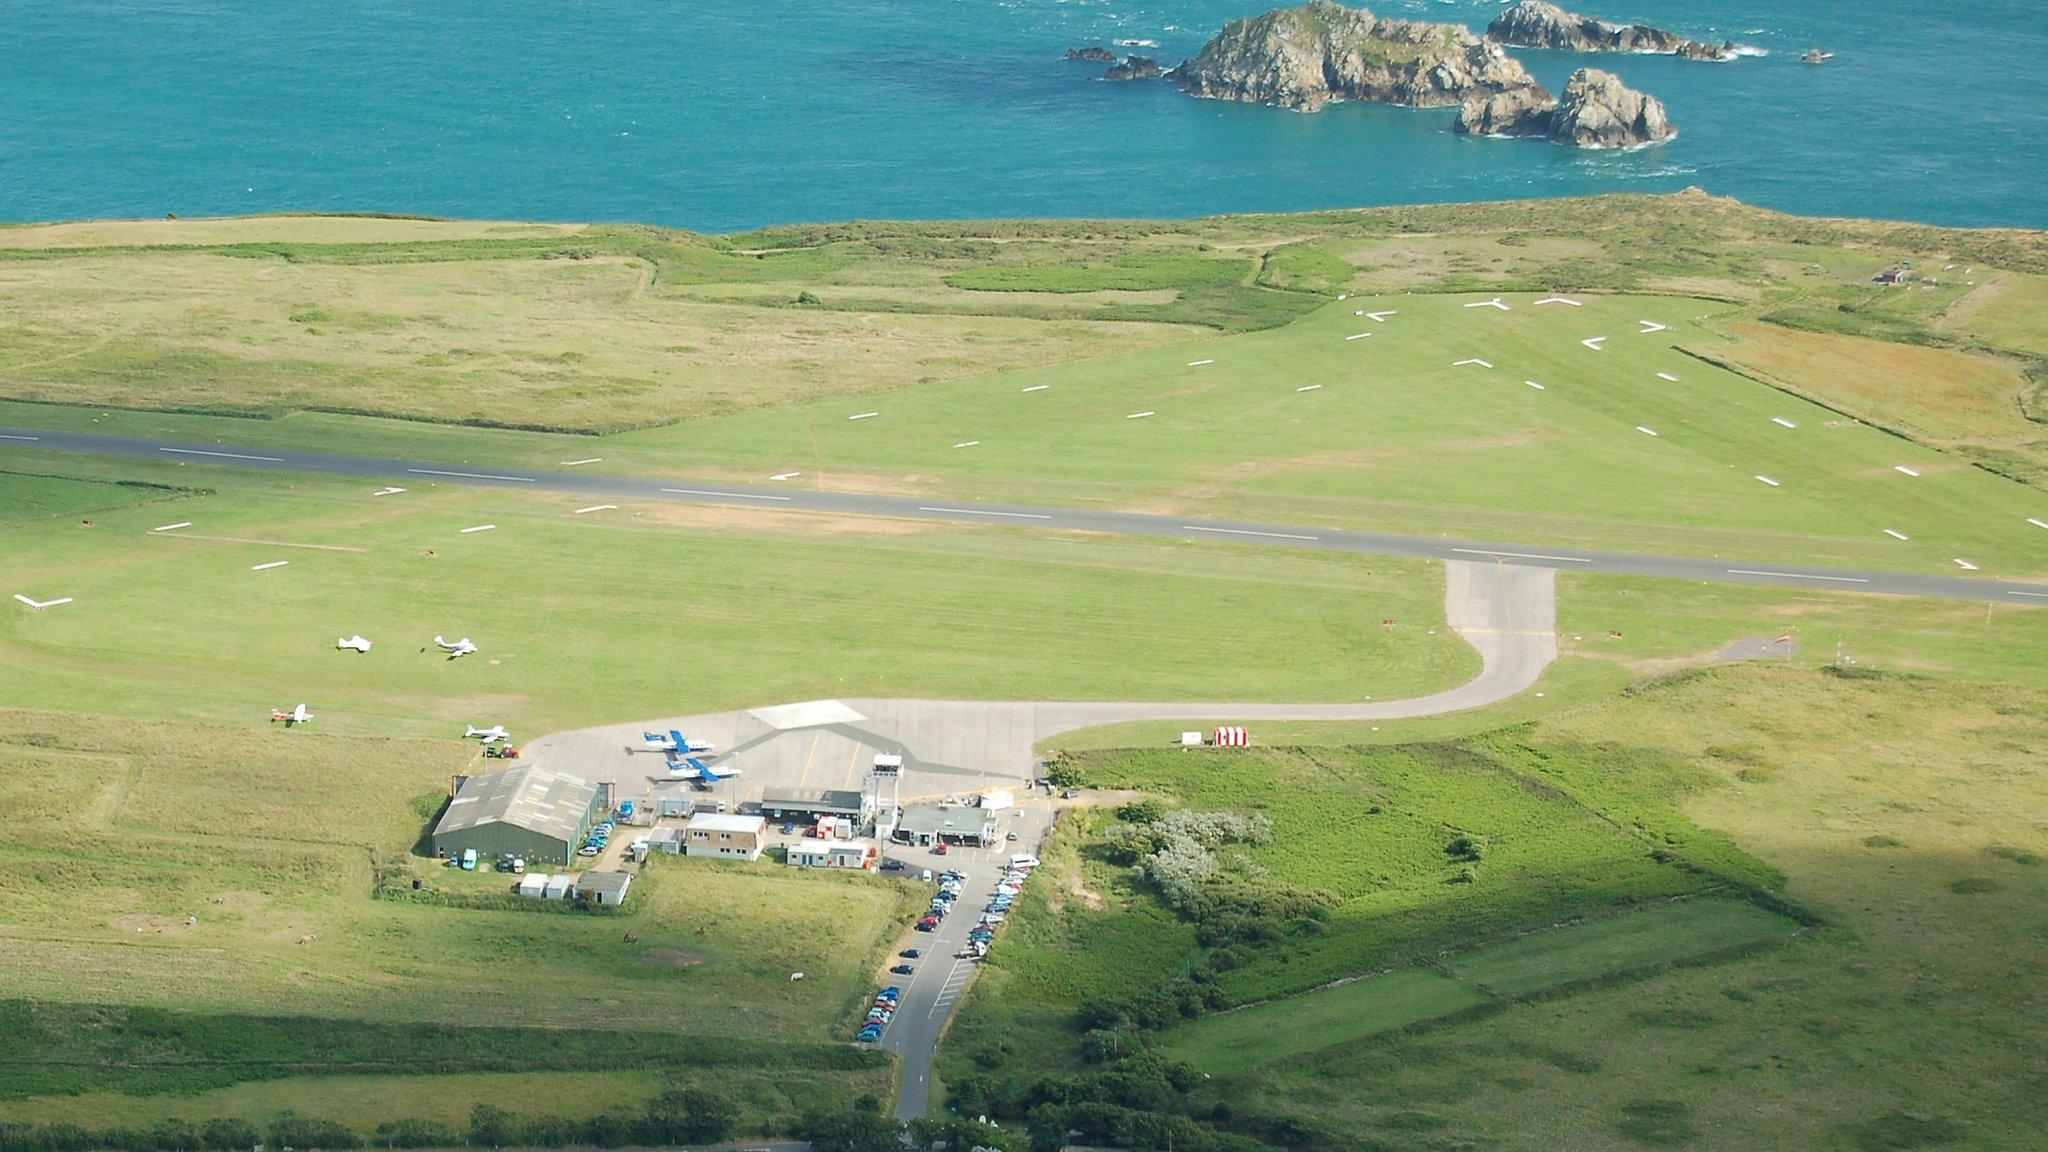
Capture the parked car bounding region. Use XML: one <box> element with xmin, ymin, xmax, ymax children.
<box><xmin>880</xmin><ymin>860</ymin><xmax>906</xmax><ymax>872</ymax></box>
<box><xmin>890</xmin><ymin>964</ymin><xmax>915</xmax><ymax>975</ymax></box>
<box><xmin>781</xmin><ymin>821</ymin><xmax>796</xmax><ymax>835</ymax></box>
<box><xmin>1007</xmin><ymin>831</ymin><xmax>1020</xmax><ymax>841</ymax></box>
<box><xmin>900</xmin><ymin>948</ymin><xmax>921</xmax><ymax>958</ymax></box>
<box><xmin>933</xmin><ymin>843</ymin><xmax>949</xmax><ymax>855</ymax></box>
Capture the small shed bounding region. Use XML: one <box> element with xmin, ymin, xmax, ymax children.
<box><xmin>646</xmin><ymin>827</ymin><xmax>684</xmax><ymax>855</ymax></box>
<box><xmin>516</xmin><ymin>873</ymin><xmax>550</xmax><ymax>898</ymax></box>
<box><xmin>542</xmin><ymin>874</ymin><xmax>574</xmax><ymax>900</ymax></box>
<box><xmin>575</xmin><ymin>871</ymin><xmax>633</xmax><ymax>906</ymax></box>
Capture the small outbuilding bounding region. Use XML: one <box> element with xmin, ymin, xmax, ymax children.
<box><xmin>759</xmin><ymin>787</ymin><xmax>874</xmax><ymax>828</ymax></box>
<box><xmin>542</xmin><ymin>874</ymin><xmax>575</xmax><ymax>900</ymax></box>
<box><xmin>788</xmin><ymin>838</ymin><xmax>876</xmax><ymax>869</ymax></box>
<box><xmin>574</xmin><ymin>870</ymin><xmax>633</xmax><ymax>906</ymax></box>
<box><xmin>516</xmin><ymin>873</ymin><xmax>551</xmax><ymax>898</ymax></box>
<box><xmin>894</xmin><ymin>803</ymin><xmax>998</xmax><ymax>848</ymax></box>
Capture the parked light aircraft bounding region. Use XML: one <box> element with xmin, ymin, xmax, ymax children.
<box><xmin>465</xmin><ymin>724</ymin><xmax>511</xmax><ymax>743</ymax></box>
<box><xmin>270</xmin><ymin>703</ymin><xmax>312</xmax><ymax>726</ymax></box>
<box><xmin>337</xmin><ymin>635</ymin><xmax>372</xmax><ymax>653</ymax></box>
<box><xmin>433</xmin><ymin>635</ymin><xmax>478</xmax><ymax>658</ymax></box>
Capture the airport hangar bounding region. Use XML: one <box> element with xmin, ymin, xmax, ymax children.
<box><xmin>430</xmin><ymin>763</ymin><xmax>607</xmax><ymax>867</ymax></box>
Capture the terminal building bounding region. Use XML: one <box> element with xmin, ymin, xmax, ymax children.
<box><xmin>759</xmin><ymin>787</ymin><xmax>875</xmax><ymax>830</ymax></box>
<box><xmin>893</xmin><ymin>803</ymin><xmax>998</xmax><ymax>849</ymax></box>
<box><xmin>430</xmin><ymin>764</ymin><xmax>605</xmax><ymax>867</ymax></box>
<box><xmin>685</xmin><ymin>812</ymin><xmax>766</xmax><ymax>861</ymax></box>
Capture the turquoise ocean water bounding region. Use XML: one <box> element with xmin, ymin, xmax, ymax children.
<box><xmin>1</xmin><ymin>1</ymin><xmax>2041</xmax><ymax>230</ymax></box>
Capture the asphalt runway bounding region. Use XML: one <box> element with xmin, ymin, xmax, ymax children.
<box><xmin>9</xmin><ymin>427</ymin><xmax>2046</xmax><ymax>605</ymax></box>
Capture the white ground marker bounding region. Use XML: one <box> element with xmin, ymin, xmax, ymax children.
<box><xmin>848</xmin><ymin>412</ymin><xmax>878</xmax><ymax>421</ymax></box>
<box><xmin>2028</xmin><ymin>518</ymin><xmax>2048</xmax><ymax>531</ymax></box>
<box><xmin>1954</xmin><ymin>558</ymin><xmax>1980</xmax><ymax>571</ymax></box>
<box><xmin>1636</xmin><ymin>426</ymin><xmax>1660</xmax><ymax>437</ymax></box>
<box><xmin>460</xmin><ymin>524</ymin><xmax>497</xmax><ymax>534</ymax></box>
<box><xmin>1535</xmin><ymin>296</ymin><xmax>1582</xmax><ymax>307</ymax></box>
<box><xmin>1296</xmin><ymin>384</ymin><xmax>1323</xmax><ymax>392</ymax></box>
<box><xmin>1656</xmin><ymin>371</ymin><xmax>1679</xmax><ymax>382</ymax></box>
<box><xmin>917</xmin><ymin>506</ymin><xmax>1053</xmax><ymax>520</ymax></box>
<box><xmin>1451</xmin><ymin>547</ymin><xmax>1593</xmax><ymax>563</ymax></box>
<box><xmin>1354</xmin><ymin>309</ymin><xmax>1365</xmax><ymax>316</ymax></box>
<box><xmin>1126</xmin><ymin>411</ymin><xmax>1155</xmax><ymax>419</ymax></box>
<box><xmin>572</xmin><ymin>505</ymin><xmax>616</xmax><ymax>515</ymax></box>
<box><xmin>1345</xmin><ymin>332</ymin><xmax>1373</xmax><ymax>341</ymax></box>
<box><xmin>1465</xmin><ymin>298</ymin><xmax>1510</xmax><ymax>311</ymax></box>
<box><xmin>1182</xmin><ymin>525</ymin><xmax>1320</xmax><ymax>542</ymax></box>
<box><xmin>1021</xmin><ymin>385</ymin><xmax>1050</xmax><ymax>393</ymax></box>
<box><xmin>1726</xmin><ymin>569</ymin><xmax>1867</xmax><ymax>584</ymax></box>
<box><xmin>12</xmin><ymin>594</ymin><xmax>73</xmax><ymax>610</ymax></box>
<box><xmin>0</xmin><ymin>433</ymin><xmax>41</xmax><ymax>442</ymax></box>
<box><xmin>407</xmin><ymin>468</ymin><xmax>533</xmax><ymax>482</ymax></box>
<box><xmin>1638</xmin><ymin>320</ymin><xmax>1671</xmax><ymax>333</ymax></box>
<box><xmin>770</xmin><ymin>472</ymin><xmax>802</xmax><ymax>481</ymax></box>
<box><xmin>1582</xmin><ymin>336</ymin><xmax>1608</xmax><ymax>350</ymax></box>
<box><xmin>1187</xmin><ymin>359</ymin><xmax>1214</xmax><ymax>367</ymax></box>
<box><xmin>953</xmin><ymin>441</ymin><xmax>980</xmax><ymax>448</ymax></box>
<box><xmin>561</xmin><ymin>458</ymin><xmax>602</xmax><ymax>466</ymax></box>
<box><xmin>1883</xmin><ymin>529</ymin><xmax>1909</xmax><ymax>541</ymax></box>
<box><xmin>1363</xmin><ymin>310</ymin><xmax>1396</xmax><ymax>322</ymax></box>
<box><xmin>372</xmin><ymin>486</ymin><xmax>406</xmax><ymax>496</ymax></box>
<box><xmin>1452</xmin><ymin>358</ymin><xmax>1493</xmax><ymax>368</ymax></box>
<box><xmin>661</xmin><ymin>488</ymin><xmax>792</xmax><ymax>502</ymax></box>
<box><xmin>1755</xmin><ymin>475</ymin><xmax>1781</xmax><ymax>487</ymax></box>
<box><xmin>251</xmin><ymin>560</ymin><xmax>289</xmax><ymax>571</ymax></box>
<box><xmin>1895</xmin><ymin>465</ymin><xmax>1920</xmax><ymax>477</ymax></box>
<box><xmin>160</xmin><ymin>447</ymin><xmax>285</xmax><ymax>462</ymax></box>
<box><xmin>1772</xmin><ymin>417</ymin><xmax>1798</xmax><ymax>428</ymax></box>
<box><xmin>153</xmin><ymin>521</ymin><xmax>192</xmax><ymax>532</ymax></box>
<box><xmin>1524</xmin><ymin>380</ymin><xmax>1546</xmax><ymax>390</ymax></box>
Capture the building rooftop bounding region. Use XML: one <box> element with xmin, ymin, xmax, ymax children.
<box><xmin>687</xmin><ymin>812</ymin><xmax>766</xmax><ymax>835</ymax></box>
<box><xmin>434</xmin><ymin>764</ymin><xmax>597</xmax><ymax>846</ymax></box>
<box><xmin>897</xmin><ymin>803</ymin><xmax>994</xmax><ymax>837</ymax></box>
<box><xmin>575</xmin><ymin>871</ymin><xmax>632</xmax><ymax>899</ymax></box>
<box><xmin>760</xmin><ymin>787</ymin><xmax>869</xmax><ymax>813</ymax></box>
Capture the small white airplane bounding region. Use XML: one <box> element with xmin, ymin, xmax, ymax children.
<box><xmin>270</xmin><ymin>703</ymin><xmax>312</xmax><ymax>726</ymax></box>
<box><xmin>433</xmin><ymin>635</ymin><xmax>478</xmax><ymax>658</ymax></box>
<box><xmin>643</xmin><ymin>729</ymin><xmax>715</xmax><ymax>754</ymax></box>
<box><xmin>337</xmin><ymin>635</ymin><xmax>372</xmax><ymax>653</ymax></box>
<box><xmin>465</xmin><ymin>724</ymin><xmax>511</xmax><ymax>744</ymax></box>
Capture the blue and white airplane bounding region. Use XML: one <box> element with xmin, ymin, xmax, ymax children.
<box><xmin>668</xmin><ymin>753</ymin><xmax>741</xmax><ymax>787</ymax></box>
<box><xmin>643</xmin><ymin>729</ymin><xmax>715</xmax><ymax>755</ymax></box>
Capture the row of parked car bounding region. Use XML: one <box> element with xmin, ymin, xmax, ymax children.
<box><xmin>914</xmin><ymin>869</ymin><xmax>969</xmax><ymax>933</ymax></box>
<box><xmin>576</xmin><ymin>817</ymin><xmax>619</xmax><ymax>858</ymax></box>
<box><xmin>962</xmin><ymin>856</ymin><xmax>1036</xmax><ymax>959</ymax></box>
<box><xmin>855</xmin><ymin>985</ymin><xmax>902</xmax><ymax>1043</ymax></box>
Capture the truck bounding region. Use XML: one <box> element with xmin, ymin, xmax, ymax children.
<box><xmin>460</xmin><ymin>848</ymin><xmax>478</xmax><ymax>871</ymax></box>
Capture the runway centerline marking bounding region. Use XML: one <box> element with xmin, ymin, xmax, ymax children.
<box><xmin>1726</xmin><ymin>569</ymin><xmax>1869</xmax><ymax>583</ymax></box>
<box><xmin>918</xmin><ymin>506</ymin><xmax>1054</xmax><ymax>520</ymax></box>
<box><xmin>660</xmin><ymin>488</ymin><xmax>793</xmax><ymax>502</ymax></box>
<box><xmin>1450</xmin><ymin>548</ymin><xmax>1592</xmax><ymax>564</ymax></box>
<box><xmin>1182</xmin><ymin>525</ymin><xmax>1320</xmax><ymax>541</ymax></box>
<box><xmin>2008</xmin><ymin>590</ymin><xmax>2048</xmax><ymax>599</ymax></box>
<box><xmin>407</xmin><ymin>468</ymin><xmax>534</xmax><ymax>482</ymax></box>
<box><xmin>162</xmin><ymin>447</ymin><xmax>285</xmax><ymax>462</ymax></box>
<box><xmin>0</xmin><ymin>434</ymin><xmax>40</xmax><ymax>442</ymax></box>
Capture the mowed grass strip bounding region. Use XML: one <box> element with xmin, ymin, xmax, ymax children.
<box><xmin>1158</xmin><ymin>967</ymin><xmax>1486</xmax><ymax>1076</ymax></box>
<box><xmin>1442</xmin><ymin>897</ymin><xmax>1801</xmax><ymax>996</ymax></box>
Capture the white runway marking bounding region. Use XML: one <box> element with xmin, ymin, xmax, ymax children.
<box><xmin>1524</xmin><ymin>380</ymin><xmax>1546</xmax><ymax>390</ymax></box>
<box><xmin>1581</xmin><ymin>337</ymin><xmax>1608</xmax><ymax>350</ymax></box>
<box><xmin>371</xmin><ymin>486</ymin><xmax>406</xmax><ymax>496</ymax></box>
<box><xmin>572</xmin><ymin>505</ymin><xmax>616</xmax><ymax>515</ymax></box>
<box><xmin>1535</xmin><ymin>296</ymin><xmax>1582</xmax><ymax>307</ymax></box>
<box><xmin>661</xmin><ymin>488</ymin><xmax>793</xmax><ymax>502</ymax></box>
<box><xmin>0</xmin><ymin>434</ymin><xmax>40</xmax><ymax>441</ymax></box>
<box><xmin>770</xmin><ymin>471</ymin><xmax>802</xmax><ymax>481</ymax></box>
<box><xmin>1772</xmin><ymin>417</ymin><xmax>1797</xmax><ymax>428</ymax></box>
<box><xmin>1182</xmin><ymin>525</ymin><xmax>1320</xmax><ymax>541</ymax></box>
<box><xmin>848</xmin><ymin>412</ymin><xmax>879</xmax><ymax>421</ymax></box>
<box><xmin>1755</xmin><ymin>475</ymin><xmax>1781</xmax><ymax>487</ymax></box>
<box><xmin>153</xmin><ymin>522</ymin><xmax>192</xmax><ymax>532</ymax></box>
<box><xmin>1883</xmin><ymin>529</ymin><xmax>1909</xmax><ymax>541</ymax></box>
<box><xmin>1465</xmin><ymin>298</ymin><xmax>1510</xmax><ymax>310</ymax></box>
<box><xmin>1450</xmin><ymin>547</ymin><xmax>1592</xmax><ymax>563</ymax></box>
<box><xmin>1021</xmin><ymin>385</ymin><xmax>1050</xmax><ymax>393</ymax></box>
<box><xmin>1363</xmin><ymin>310</ymin><xmax>1396</xmax><ymax>322</ymax></box>
<box><xmin>1636</xmin><ymin>426</ymin><xmax>1659</xmax><ymax>437</ymax></box>
<box><xmin>161</xmin><ymin>447</ymin><xmax>285</xmax><ymax>462</ymax></box>
<box><xmin>561</xmin><ymin>458</ymin><xmax>602</xmax><ymax>466</ymax></box>
<box><xmin>1126</xmin><ymin>411</ymin><xmax>1155</xmax><ymax>419</ymax></box>
<box><xmin>1656</xmin><ymin>372</ymin><xmax>1679</xmax><ymax>382</ymax></box>
<box><xmin>1726</xmin><ymin>569</ymin><xmax>1868</xmax><ymax>583</ymax></box>
<box><xmin>2029</xmin><ymin>518</ymin><xmax>2048</xmax><ymax>530</ymax></box>
<box><xmin>1638</xmin><ymin>320</ymin><xmax>1671</xmax><ymax>333</ymax></box>
<box><xmin>250</xmin><ymin>560</ymin><xmax>289</xmax><ymax>571</ymax></box>
<box><xmin>12</xmin><ymin>594</ymin><xmax>73</xmax><ymax>610</ymax></box>
<box><xmin>407</xmin><ymin>468</ymin><xmax>534</xmax><ymax>482</ymax></box>
<box><xmin>1452</xmin><ymin>358</ymin><xmax>1492</xmax><ymax>368</ymax></box>
<box><xmin>1296</xmin><ymin>384</ymin><xmax>1323</xmax><ymax>392</ymax></box>
<box><xmin>919</xmin><ymin>506</ymin><xmax>1054</xmax><ymax>520</ymax></box>
<box><xmin>953</xmin><ymin>441</ymin><xmax>980</xmax><ymax>448</ymax></box>
<box><xmin>1953</xmin><ymin>558</ymin><xmax>1979</xmax><ymax>571</ymax></box>
<box><xmin>1345</xmin><ymin>332</ymin><xmax>1372</xmax><ymax>341</ymax></box>
<box><xmin>1187</xmin><ymin>359</ymin><xmax>1214</xmax><ymax>367</ymax></box>
<box><xmin>1894</xmin><ymin>465</ymin><xmax>1920</xmax><ymax>477</ymax></box>
<box><xmin>459</xmin><ymin>524</ymin><xmax>496</xmax><ymax>533</ymax></box>
<box><xmin>2009</xmin><ymin>590</ymin><xmax>2048</xmax><ymax>599</ymax></box>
